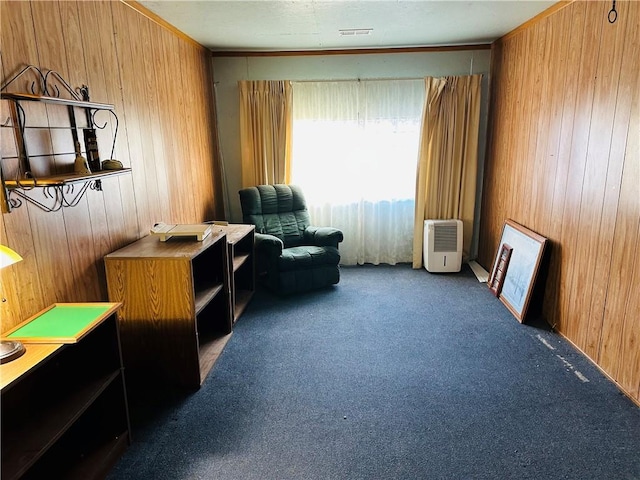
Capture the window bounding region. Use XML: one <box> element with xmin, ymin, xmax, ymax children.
<box><xmin>292</xmin><ymin>80</ymin><xmax>424</xmax><ymax>265</ymax></box>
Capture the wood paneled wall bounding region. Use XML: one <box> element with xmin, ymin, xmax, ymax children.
<box><xmin>479</xmin><ymin>0</ymin><xmax>640</xmax><ymax>403</ymax></box>
<box><xmin>0</xmin><ymin>1</ymin><xmax>224</xmax><ymax>332</ymax></box>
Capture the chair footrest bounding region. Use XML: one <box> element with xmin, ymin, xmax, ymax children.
<box><xmin>278</xmin><ymin>246</ymin><xmax>340</xmax><ymax>271</ymax></box>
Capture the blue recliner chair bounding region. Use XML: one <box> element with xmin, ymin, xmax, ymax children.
<box><xmin>238</xmin><ymin>184</ymin><xmax>343</xmax><ymax>295</ymax></box>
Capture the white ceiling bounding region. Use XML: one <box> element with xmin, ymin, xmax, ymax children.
<box><xmin>139</xmin><ymin>0</ymin><xmax>558</xmax><ymax>52</ymax></box>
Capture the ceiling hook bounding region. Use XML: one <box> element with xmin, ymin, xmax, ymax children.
<box><xmin>608</xmin><ymin>0</ymin><xmax>617</xmax><ymax>23</ymax></box>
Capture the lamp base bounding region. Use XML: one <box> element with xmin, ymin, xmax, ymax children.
<box><xmin>0</xmin><ymin>340</ymin><xmax>25</xmax><ymax>364</ymax></box>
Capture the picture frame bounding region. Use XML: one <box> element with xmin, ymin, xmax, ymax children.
<box><xmin>490</xmin><ymin>219</ymin><xmax>547</xmax><ymax>323</ymax></box>
<box><xmin>488</xmin><ymin>243</ymin><xmax>513</xmax><ymax>297</ymax></box>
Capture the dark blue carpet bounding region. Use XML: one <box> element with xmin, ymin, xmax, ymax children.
<box><xmin>108</xmin><ymin>264</ymin><xmax>640</xmax><ymax>480</ymax></box>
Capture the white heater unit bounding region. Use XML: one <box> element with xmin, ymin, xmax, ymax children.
<box><xmin>423</xmin><ymin>219</ymin><xmax>463</xmax><ymax>273</ymax></box>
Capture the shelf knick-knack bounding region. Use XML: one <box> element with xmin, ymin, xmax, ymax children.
<box><xmin>74</xmin><ymin>141</ymin><xmax>91</xmax><ymax>175</ymax></box>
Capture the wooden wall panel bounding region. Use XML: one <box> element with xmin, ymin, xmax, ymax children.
<box><xmin>142</xmin><ymin>17</ymin><xmax>171</xmax><ymax>222</ymax></box>
<box><xmin>155</xmin><ymin>32</ymin><xmax>184</xmax><ymax>222</ymax></box>
<box><xmin>0</xmin><ymin>0</ymin><xmax>222</xmax><ymax>332</ymax></box>
<box><xmin>76</xmin><ymin>0</ymin><xmax>121</xmax><ymax>284</ymax></box>
<box><xmin>545</xmin><ymin>3</ymin><xmax>586</xmax><ymax>331</ymax></box>
<box><xmin>0</xmin><ymin>1</ymin><xmax>47</xmax><ymax>327</ymax></box>
<box><xmin>576</xmin><ymin>1</ymin><xmax>627</xmax><ymax>359</ymax></box>
<box><xmin>603</xmin><ymin>3</ymin><xmax>640</xmax><ymax>397</ymax></box>
<box><xmin>479</xmin><ymin>0</ymin><xmax>640</xmax><ymax>404</ymax></box>
<box><xmin>175</xmin><ymin>40</ymin><xmax>199</xmax><ymax>219</ymax></box>
<box><xmin>93</xmin><ymin>0</ymin><xmax>140</xmax><ymax>247</ymax></box>
<box><xmin>111</xmin><ymin>1</ymin><xmax>155</xmax><ymax>237</ymax></box>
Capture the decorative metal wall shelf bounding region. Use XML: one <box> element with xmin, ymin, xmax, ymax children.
<box><xmin>3</xmin><ymin>169</ymin><xmax>132</xmax><ymax>212</ymax></box>
<box><xmin>1</xmin><ymin>65</ymin><xmax>129</xmax><ymax>213</ymax></box>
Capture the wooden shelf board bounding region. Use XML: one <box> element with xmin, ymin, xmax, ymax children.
<box><xmin>198</xmin><ymin>332</ymin><xmax>232</xmax><ymax>384</ymax></box>
<box><xmin>0</xmin><ymin>92</ymin><xmax>115</xmax><ymax>110</ymax></box>
<box><xmin>64</xmin><ymin>431</ymin><xmax>130</xmax><ymax>480</ymax></box>
<box><xmin>105</xmin><ymin>228</ymin><xmax>226</xmax><ymax>260</ymax></box>
<box><xmin>194</xmin><ymin>282</ymin><xmax>224</xmax><ymax>315</ymax></box>
<box><xmin>222</xmin><ymin>224</ymin><xmax>255</xmax><ymax>244</ymax></box>
<box><xmin>232</xmin><ymin>253</ymin><xmax>250</xmax><ymax>272</ymax></box>
<box><xmin>233</xmin><ymin>289</ymin><xmax>254</xmax><ymax>321</ymax></box>
<box><xmin>1</xmin><ymin>371</ymin><xmax>121</xmax><ymax>479</ymax></box>
<box><xmin>0</xmin><ymin>344</ymin><xmax>63</xmax><ymax>391</ymax></box>
<box><xmin>4</xmin><ymin>168</ymin><xmax>132</xmax><ymax>188</ymax></box>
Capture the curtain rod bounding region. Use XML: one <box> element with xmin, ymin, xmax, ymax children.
<box><xmin>218</xmin><ymin>77</ymin><xmax>430</xmax><ymax>84</ymax></box>
<box><xmin>291</xmin><ymin>78</ymin><xmax>425</xmax><ymax>83</ymax></box>
<box><xmin>212</xmin><ymin>44</ymin><xmax>491</xmax><ymax>57</ymax></box>
<box><xmin>228</xmin><ymin>73</ymin><xmax>484</xmax><ymax>85</ymax></box>
<box><xmin>236</xmin><ymin>52</ymin><xmax>481</xmax><ymax>84</ymax></box>
<box><xmin>290</xmin><ymin>73</ymin><xmax>483</xmax><ymax>84</ymax></box>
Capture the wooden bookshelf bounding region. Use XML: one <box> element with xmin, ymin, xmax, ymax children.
<box><xmin>104</xmin><ymin>228</ymin><xmax>231</xmax><ymax>387</ymax></box>
<box><xmin>220</xmin><ymin>224</ymin><xmax>255</xmax><ymax>323</ymax></box>
<box><xmin>0</xmin><ymin>303</ymin><xmax>130</xmax><ymax>480</ymax></box>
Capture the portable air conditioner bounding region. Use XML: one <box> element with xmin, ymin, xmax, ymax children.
<box><xmin>423</xmin><ymin>219</ymin><xmax>463</xmax><ymax>273</ymax></box>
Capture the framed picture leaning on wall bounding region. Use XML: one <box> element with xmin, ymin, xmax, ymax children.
<box><xmin>489</xmin><ymin>219</ymin><xmax>547</xmax><ymax>323</ymax></box>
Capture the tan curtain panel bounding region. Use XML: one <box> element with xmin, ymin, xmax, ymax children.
<box><xmin>238</xmin><ymin>80</ymin><xmax>293</xmax><ymax>188</ymax></box>
<box><xmin>412</xmin><ymin>75</ymin><xmax>483</xmax><ymax>268</ymax></box>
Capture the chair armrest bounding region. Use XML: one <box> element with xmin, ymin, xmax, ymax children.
<box><xmin>304</xmin><ymin>226</ymin><xmax>344</xmax><ymax>248</ymax></box>
<box><xmin>254</xmin><ymin>232</ymin><xmax>284</xmax><ymax>257</ymax></box>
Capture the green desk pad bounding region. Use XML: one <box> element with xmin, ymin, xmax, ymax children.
<box><xmin>7</xmin><ymin>305</ymin><xmax>112</xmax><ymax>340</ymax></box>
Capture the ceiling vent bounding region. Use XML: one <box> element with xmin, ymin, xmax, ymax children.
<box><xmin>339</xmin><ymin>28</ymin><xmax>373</xmax><ymax>37</ymax></box>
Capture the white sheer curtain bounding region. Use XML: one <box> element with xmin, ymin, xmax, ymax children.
<box><xmin>292</xmin><ymin>80</ymin><xmax>424</xmax><ymax>265</ymax></box>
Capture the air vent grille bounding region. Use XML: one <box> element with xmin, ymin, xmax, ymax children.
<box><xmin>434</xmin><ymin>224</ymin><xmax>459</xmax><ymax>252</ymax></box>
<box><xmin>339</xmin><ymin>28</ymin><xmax>373</xmax><ymax>36</ymax></box>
